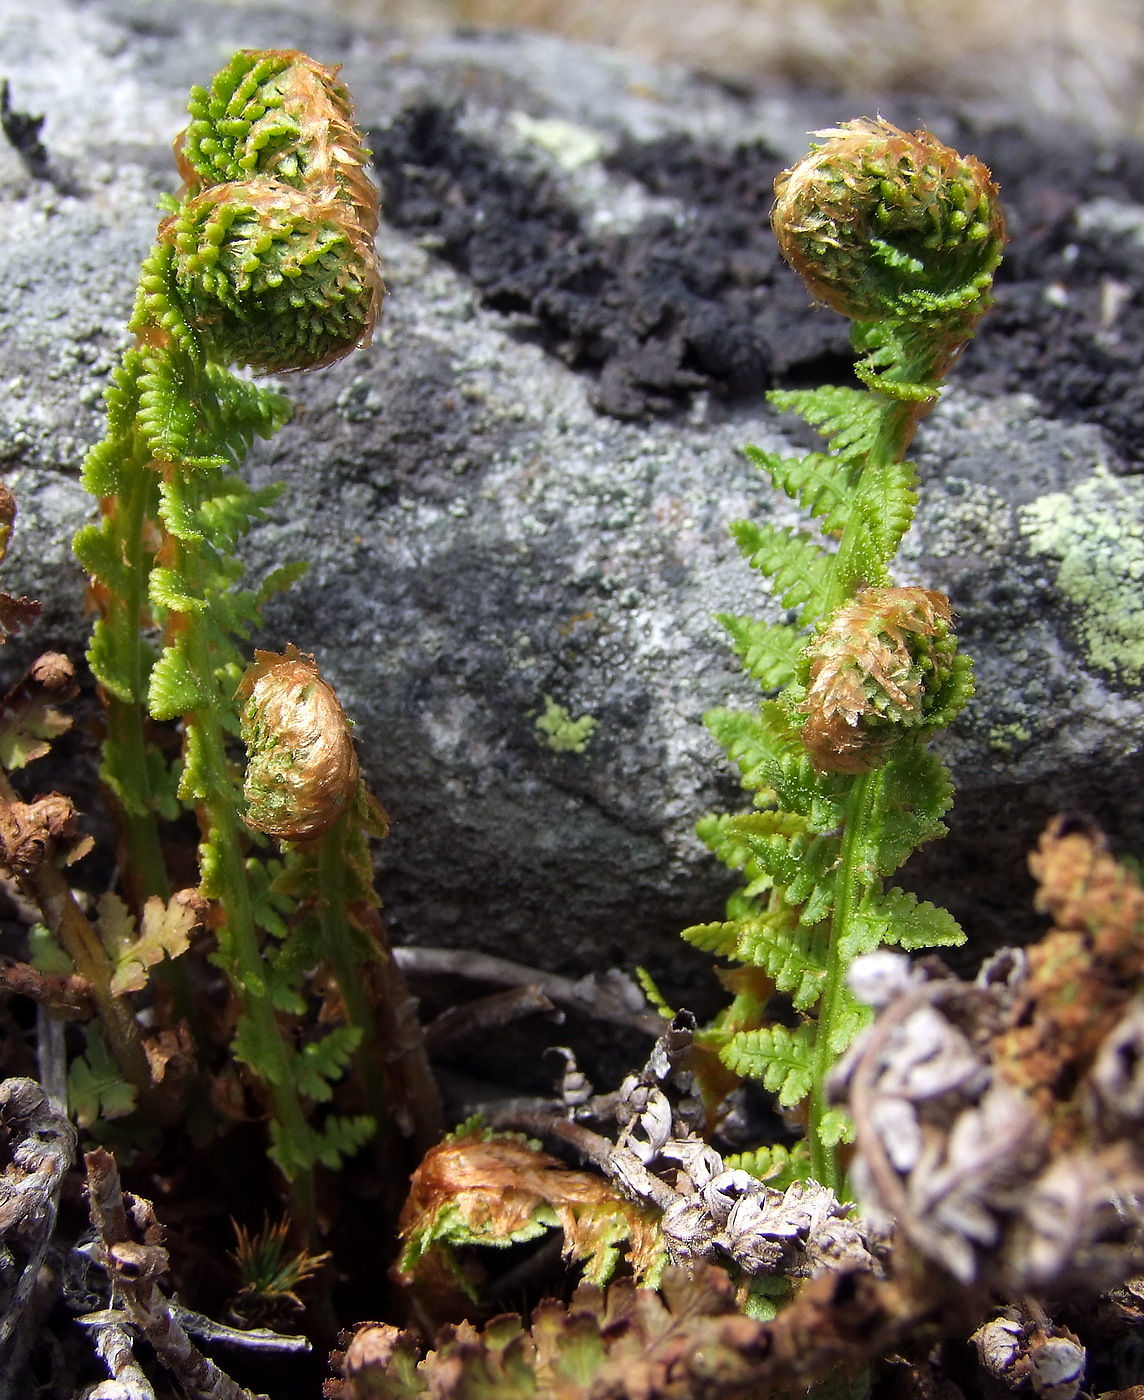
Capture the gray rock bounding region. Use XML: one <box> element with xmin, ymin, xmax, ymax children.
<box><xmin>0</xmin><ymin>0</ymin><xmax>1141</xmax><ymax>992</ymax></box>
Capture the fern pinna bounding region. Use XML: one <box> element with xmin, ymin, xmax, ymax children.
<box><xmin>71</xmin><ymin>50</ymin><xmax>426</xmax><ymax>1230</ymax></box>
<box><xmin>683</xmin><ymin>120</ymin><xmax>1004</xmax><ymax>1192</ymax></box>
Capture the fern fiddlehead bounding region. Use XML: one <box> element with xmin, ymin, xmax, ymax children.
<box><xmin>238</xmin><ymin>648</ymin><xmax>444</xmax><ymax>1173</ymax></box>
<box><xmin>685</xmin><ymin>120</ymin><xmax>1004</xmax><ymax>1193</ymax></box>
<box><xmin>75</xmin><ymin>50</ymin><xmax>383</xmax><ymax>1226</ymax></box>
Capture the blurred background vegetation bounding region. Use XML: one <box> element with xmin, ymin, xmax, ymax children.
<box><xmin>309</xmin><ymin>0</ymin><xmax>1143</xmax><ymax>134</ymax></box>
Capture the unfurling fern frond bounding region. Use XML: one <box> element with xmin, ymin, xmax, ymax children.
<box><xmin>690</xmin><ymin>118</ymin><xmax>1001</xmax><ymax>1192</ymax></box>
<box><xmin>798</xmin><ymin>587</ymin><xmax>973</xmax><ymax>774</ymax></box>
<box><xmin>72</xmin><ymin>49</ymin><xmax>396</xmax><ymax>1233</ymax></box>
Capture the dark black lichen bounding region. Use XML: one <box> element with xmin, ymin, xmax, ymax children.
<box><xmin>373</xmin><ymin>103</ymin><xmax>1144</xmax><ymax>466</ymax></box>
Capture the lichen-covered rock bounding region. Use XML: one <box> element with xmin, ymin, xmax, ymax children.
<box><xmin>0</xmin><ymin>0</ymin><xmax>1142</xmax><ymax>989</ymax></box>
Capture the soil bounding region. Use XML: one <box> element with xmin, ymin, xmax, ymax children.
<box><xmin>372</xmin><ymin>102</ymin><xmax>1144</xmax><ymax>468</ymax></box>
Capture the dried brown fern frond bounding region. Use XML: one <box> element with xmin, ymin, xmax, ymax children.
<box><xmin>329</xmin><ymin>1263</ymin><xmax>912</xmax><ymax>1400</ymax></box>
<box><xmin>396</xmin><ymin>1123</ymin><xmax>666</xmax><ymax>1320</ymax></box>
<box><xmin>994</xmin><ymin>814</ymin><xmax>1144</xmax><ymax>1143</ymax></box>
<box><xmin>839</xmin><ymin>816</ymin><xmax>1144</xmax><ymax>1292</ymax></box>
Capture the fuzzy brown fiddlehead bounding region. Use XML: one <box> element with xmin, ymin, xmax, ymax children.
<box><xmin>799</xmin><ymin>587</ymin><xmax>973</xmax><ymax>775</ymax></box>
<box><xmin>238</xmin><ymin>645</ymin><xmax>359</xmax><ymax>842</ymax></box>
<box><xmin>772</xmin><ymin>118</ymin><xmax>1004</xmax><ymax>384</ymax></box>
<box><xmin>150</xmin><ymin>49</ymin><xmax>381</xmax><ymax>374</ymax></box>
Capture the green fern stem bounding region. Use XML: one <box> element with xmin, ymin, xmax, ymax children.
<box><xmin>806</xmin><ymin>767</ymin><xmax>879</xmax><ymax>1193</ymax></box>
<box><xmin>822</xmin><ymin>394</ymin><xmax>918</xmax><ymax>615</ymax></box>
<box><xmin>315</xmin><ymin>807</ymin><xmax>391</xmax><ymax>1140</ymax></box>
<box><xmin>78</xmin><ymin>415</ymin><xmax>210</xmax><ymax>1047</ymax></box>
<box><xmin>79</xmin><ymin>414</ymin><xmax>172</xmax><ymax>905</ymax></box>
<box><xmin>166</xmin><ymin>522</ymin><xmax>319</xmax><ymax>1230</ymax></box>
<box><xmin>104</xmin><ymin>700</ymin><xmax>170</xmax><ymax>905</ymax></box>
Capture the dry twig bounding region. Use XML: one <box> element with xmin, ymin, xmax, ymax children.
<box><xmin>0</xmin><ymin>1078</ymin><xmax>75</xmax><ymax>1365</ymax></box>
<box><xmin>424</xmin><ymin>984</ymin><xmax>556</xmax><ymax>1053</ymax></box>
<box><xmin>84</xmin><ymin>1147</ymin><xmax>268</xmax><ymax>1400</ymax></box>
<box><xmin>393</xmin><ymin>946</ymin><xmax>662</xmax><ymax>1035</ymax></box>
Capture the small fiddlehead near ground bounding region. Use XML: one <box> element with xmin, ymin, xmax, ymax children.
<box><xmin>683</xmin><ymin>120</ymin><xmax>1004</xmax><ymax>1193</ymax></box>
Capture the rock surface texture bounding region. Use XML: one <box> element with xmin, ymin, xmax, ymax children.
<box><xmin>1</xmin><ymin>0</ymin><xmax>1143</xmax><ymax>991</ymax></box>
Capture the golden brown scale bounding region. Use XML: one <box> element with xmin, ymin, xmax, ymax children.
<box><xmin>800</xmin><ymin>586</ymin><xmax>953</xmax><ymax>774</ymax></box>
<box><xmin>237</xmin><ymin>644</ymin><xmax>360</xmax><ymax>841</ymax></box>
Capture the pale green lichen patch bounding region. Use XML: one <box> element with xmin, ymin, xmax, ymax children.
<box><xmin>536</xmin><ymin>695</ymin><xmax>597</xmax><ymax>753</ymax></box>
<box><xmin>1020</xmin><ymin>465</ymin><xmax>1144</xmax><ymax>683</ymax></box>
<box><xmin>508</xmin><ymin>113</ymin><xmax>605</xmax><ymax>172</ymax></box>
<box><xmin>988</xmin><ymin>720</ymin><xmax>1032</xmax><ymax>753</ymax></box>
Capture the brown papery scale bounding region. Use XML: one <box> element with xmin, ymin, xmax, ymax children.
<box><xmin>800</xmin><ymin>586</ymin><xmax>969</xmax><ymax>774</ymax></box>
<box><xmin>238</xmin><ymin>644</ymin><xmax>359</xmax><ymax>841</ymax></box>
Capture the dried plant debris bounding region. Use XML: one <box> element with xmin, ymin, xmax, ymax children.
<box><xmin>495</xmin><ymin>1017</ymin><xmax>883</xmax><ymax>1286</ymax></box>
<box><xmin>0</xmin><ymin>651</ymin><xmax>76</xmax><ymax>773</ymax></box>
<box><xmin>0</xmin><ymin>1079</ymin><xmax>75</xmax><ymax>1364</ymax></box>
<box><xmin>837</xmin><ymin>815</ymin><xmax>1144</xmax><ymax>1294</ymax></box>
<box><xmin>328</xmin><ymin>1262</ymin><xmax>903</xmax><ymax>1400</ymax></box>
<box><xmin>0</xmin><ymin>485</ymin><xmax>40</xmax><ymax>646</ymax></box>
<box><xmin>84</xmin><ymin>1146</ymin><xmax>272</xmax><ymax>1400</ymax></box>
<box><xmin>0</xmin><ymin>792</ymin><xmax>91</xmax><ymax>876</ymax></box>
<box><xmin>396</xmin><ymin>1120</ymin><xmax>666</xmax><ymax>1305</ymax></box>
<box><xmin>971</xmin><ymin>1304</ymin><xmax>1088</xmax><ymax>1400</ymax></box>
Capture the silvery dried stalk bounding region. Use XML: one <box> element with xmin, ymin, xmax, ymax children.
<box><xmin>498</xmin><ymin>1016</ymin><xmax>884</xmax><ymax>1282</ymax></box>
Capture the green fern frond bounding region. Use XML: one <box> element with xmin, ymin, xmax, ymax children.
<box><xmin>680</xmin><ymin>918</ymin><xmax>741</xmax><ymax>958</ymax></box>
<box><xmin>724</xmin><ymin>1141</ymin><xmax>813</xmax><ymax>1189</ymax></box>
<box><xmin>728</xmin><ymin>521</ymin><xmax>833</xmax><ymax>622</ymax></box>
<box><xmin>310</xmin><ymin>1113</ymin><xmax>377</xmax><ymax>1171</ymax></box>
<box><xmin>857</xmin><ymin>457</ymin><xmax>920</xmax><ymax>563</ymax></box>
<box><xmin>701</xmin><ymin>707</ymin><xmax>783</xmax><ymax>799</ymax></box>
<box><xmin>815</xmin><ymin>1108</ymin><xmax>855</xmax><ymax>1149</ymax></box>
<box><xmin>687</xmin><ymin>120</ymin><xmax>1002</xmax><ymax>1192</ymax></box>
<box><xmin>768</xmin><ymin>386</ymin><xmax>882</xmax><ymax>465</ymax></box>
<box><xmin>743</xmin><ymin>447</ymin><xmax>854</xmax><ymax>535</ymax></box>
<box><xmin>866</xmin><ymin>744</ymin><xmax>955</xmax><ymax>877</ymax></box>
<box><xmin>720</xmin><ymin>813</ymin><xmax>840</xmax><ymax>926</ymax></box>
<box><xmin>716</xmin><ymin>614</ymin><xmax>806</xmax><ymax>690</ymax></box>
<box><xmin>721</xmin><ymin>1024</ymin><xmax>815</xmax><ymax>1108</ymax></box>
<box><xmin>73</xmin><ymin>524</ymin><xmax>128</xmax><ymax>594</ymax></box>
<box><xmin>147</xmin><ymin>641</ymin><xmax>201</xmax><ymax>721</ymax></box>
<box><xmin>703</xmin><ymin>702</ymin><xmax>850</xmax><ymax>832</ymax></box>
<box><xmin>156</xmin><ymin>472</ymin><xmax>204</xmax><ymax>543</ymax></box>
<box><xmin>136</xmin><ymin>350</ymin><xmax>227</xmax><ymax>470</ymax></box>
<box><xmin>148</xmin><ymin>567</ymin><xmax>206</xmax><ymax>615</ymax></box>
<box><xmin>849</xmin><ymin>886</ymin><xmax>965</xmax><ymax>954</ymax></box>
<box><xmin>295</xmin><ymin>1026</ymin><xmax>365</xmax><ymax>1102</ymax></box>
<box><xmin>203</xmin><ymin>362</ymin><xmax>293</xmax><ymax>459</ymax></box>
<box><xmin>735</xmin><ymin>908</ymin><xmax>827</xmax><ymax>1010</ymax></box>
